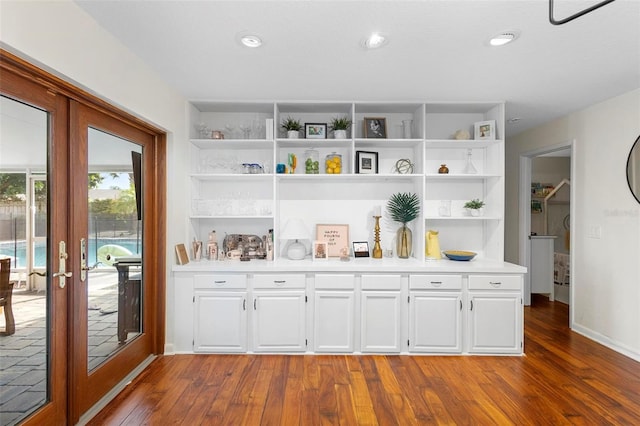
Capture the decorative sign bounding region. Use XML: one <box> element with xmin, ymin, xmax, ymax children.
<box><xmin>315</xmin><ymin>224</ymin><xmax>349</xmax><ymax>257</ymax></box>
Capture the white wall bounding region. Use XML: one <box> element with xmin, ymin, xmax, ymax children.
<box><xmin>1</xmin><ymin>0</ymin><xmax>189</xmax><ymax>352</ymax></box>
<box><xmin>506</xmin><ymin>89</ymin><xmax>640</xmax><ymax>360</ymax></box>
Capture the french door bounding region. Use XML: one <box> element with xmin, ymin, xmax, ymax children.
<box><xmin>1</xmin><ymin>50</ymin><xmax>165</xmax><ymax>425</ymax></box>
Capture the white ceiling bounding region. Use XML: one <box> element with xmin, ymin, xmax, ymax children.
<box><xmin>74</xmin><ymin>0</ymin><xmax>640</xmax><ymax>137</ymax></box>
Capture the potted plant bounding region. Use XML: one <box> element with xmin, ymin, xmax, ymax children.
<box><xmin>387</xmin><ymin>192</ymin><xmax>420</xmax><ymax>258</ymax></box>
<box><xmin>329</xmin><ymin>116</ymin><xmax>352</xmax><ymax>139</ymax></box>
<box><xmin>281</xmin><ymin>116</ymin><xmax>302</xmax><ymax>139</ymax></box>
<box><xmin>464</xmin><ymin>198</ymin><xmax>485</xmax><ymax>217</ymax></box>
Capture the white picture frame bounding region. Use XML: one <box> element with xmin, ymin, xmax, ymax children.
<box><xmin>474</xmin><ymin>120</ymin><xmax>496</xmax><ymax>140</ymax></box>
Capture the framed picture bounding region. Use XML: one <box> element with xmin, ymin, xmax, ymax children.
<box><xmin>356</xmin><ymin>151</ymin><xmax>379</xmax><ymax>174</ymax></box>
<box><xmin>316</xmin><ymin>224</ymin><xmax>349</xmax><ymax>257</ymax></box>
<box><xmin>352</xmin><ymin>241</ymin><xmax>370</xmax><ymax>258</ymax></box>
<box><xmin>364</xmin><ymin>117</ymin><xmax>387</xmax><ymax>138</ymax></box>
<box><xmin>305</xmin><ymin>123</ymin><xmax>327</xmax><ymax>139</ymax></box>
<box><xmin>474</xmin><ymin>120</ymin><xmax>496</xmax><ymax>140</ymax></box>
<box><xmin>313</xmin><ymin>241</ymin><xmax>329</xmax><ymax>261</ymax></box>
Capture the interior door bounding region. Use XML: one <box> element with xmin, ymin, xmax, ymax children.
<box><xmin>69</xmin><ymin>101</ymin><xmax>155</xmax><ymax>421</ymax></box>
<box><xmin>0</xmin><ymin>66</ymin><xmax>69</xmax><ymax>425</ymax></box>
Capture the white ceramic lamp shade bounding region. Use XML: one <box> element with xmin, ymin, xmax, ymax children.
<box><xmin>279</xmin><ymin>218</ymin><xmax>308</xmax><ymax>260</ymax></box>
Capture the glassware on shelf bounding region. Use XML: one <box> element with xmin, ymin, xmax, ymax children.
<box><xmin>304</xmin><ymin>149</ymin><xmax>319</xmax><ymax>174</ymax></box>
<box><xmin>463</xmin><ymin>149</ymin><xmax>478</xmax><ymax>174</ymax></box>
<box><xmin>402</xmin><ymin>119</ymin><xmax>413</xmax><ymax>139</ymax></box>
<box><xmin>239</xmin><ymin>123</ymin><xmax>251</xmax><ymax>139</ymax></box>
<box><xmin>196</xmin><ymin>122</ymin><xmax>210</xmax><ymax>139</ymax></box>
<box><xmin>224</xmin><ymin>124</ymin><xmax>236</xmax><ymax>139</ymax></box>
<box><xmin>325</xmin><ymin>152</ymin><xmax>342</xmax><ymax>174</ymax></box>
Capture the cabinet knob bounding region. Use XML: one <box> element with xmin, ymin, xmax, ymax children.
<box><xmin>430</xmin><ymin>281</ymin><xmax>443</xmax><ymax>286</ymax></box>
<box><xmin>489</xmin><ymin>281</ymin><xmax>502</xmax><ymax>287</ymax></box>
<box><xmin>274</xmin><ymin>280</ymin><xmax>286</xmax><ymax>286</ymax></box>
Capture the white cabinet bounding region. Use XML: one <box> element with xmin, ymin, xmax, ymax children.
<box><xmin>251</xmin><ymin>274</ymin><xmax>306</xmax><ymax>352</ymax></box>
<box><xmin>467</xmin><ymin>275</ymin><xmax>523</xmax><ymax>354</ymax></box>
<box><xmin>193</xmin><ymin>274</ymin><xmax>248</xmax><ymax>353</ymax></box>
<box><xmin>313</xmin><ymin>274</ymin><xmax>355</xmax><ymax>353</ymax></box>
<box><xmin>409</xmin><ymin>275</ymin><xmax>463</xmax><ymax>353</ymax></box>
<box><xmin>360</xmin><ymin>274</ymin><xmax>402</xmax><ymax>353</ymax></box>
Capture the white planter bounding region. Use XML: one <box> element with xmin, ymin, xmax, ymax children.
<box><xmin>468</xmin><ymin>208</ymin><xmax>484</xmax><ymax>217</ymax></box>
<box><xmin>287</xmin><ymin>130</ymin><xmax>300</xmax><ymax>139</ymax></box>
<box><xmin>334</xmin><ymin>129</ymin><xmax>347</xmax><ymax>139</ymax></box>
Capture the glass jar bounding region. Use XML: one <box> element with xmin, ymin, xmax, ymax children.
<box><xmin>304</xmin><ymin>149</ymin><xmax>320</xmax><ymax>174</ymax></box>
<box><xmin>325</xmin><ymin>152</ymin><xmax>342</xmax><ymax>174</ymax></box>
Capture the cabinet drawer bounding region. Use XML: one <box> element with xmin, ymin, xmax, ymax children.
<box><xmin>315</xmin><ymin>274</ymin><xmax>355</xmax><ymax>290</ymax></box>
<box><xmin>194</xmin><ymin>274</ymin><xmax>247</xmax><ymax>289</ymax></box>
<box><xmin>410</xmin><ymin>274</ymin><xmax>462</xmax><ymax>290</ymax></box>
<box><xmin>361</xmin><ymin>274</ymin><xmax>402</xmax><ymax>291</ymax></box>
<box><xmin>253</xmin><ymin>274</ymin><xmax>306</xmax><ymax>289</ymax></box>
<box><xmin>468</xmin><ymin>275</ymin><xmax>521</xmax><ymax>291</ymax></box>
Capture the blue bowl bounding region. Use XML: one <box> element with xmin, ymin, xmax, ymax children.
<box><xmin>443</xmin><ymin>250</ymin><xmax>477</xmax><ymax>261</ymax></box>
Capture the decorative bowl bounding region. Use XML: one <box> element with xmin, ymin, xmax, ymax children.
<box><xmin>443</xmin><ymin>250</ymin><xmax>477</xmax><ymax>261</ymax></box>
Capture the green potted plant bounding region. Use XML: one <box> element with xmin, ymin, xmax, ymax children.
<box><xmin>281</xmin><ymin>116</ymin><xmax>302</xmax><ymax>139</ymax></box>
<box><xmin>464</xmin><ymin>198</ymin><xmax>485</xmax><ymax>217</ymax></box>
<box><xmin>329</xmin><ymin>116</ymin><xmax>352</xmax><ymax>139</ymax></box>
<box><xmin>387</xmin><ymin>192</ymin><xmax>420</xmax><ymax>258</ymax></box>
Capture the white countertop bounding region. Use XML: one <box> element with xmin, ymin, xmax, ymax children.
<box><xmin>173</xmin><ymin>257</ymin><xmax>527</xmax><ymax>274</ymax></box>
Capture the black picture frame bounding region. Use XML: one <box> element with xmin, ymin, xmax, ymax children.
<box><xmin>356</xmin><ymin>151</ymin><xmax>379</xmax><ymax>174</ymax></box>
<box><xmin>363</xmin><ymin>117</ymin><xmax>387</xmax><ymax>138</ymax></box>
<box><xmin>353</xmin><ymin>241</ymin><xmax>370</xmax><ymax>258</ymax></box>
<box><xmin>305</xmin><ymin>123</ymin><xmax>327</xmax><ymax>139</ymax></box>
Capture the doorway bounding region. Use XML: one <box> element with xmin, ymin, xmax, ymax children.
<box><xmin>0</xmin><ymin>50</ymin><xmax>166</xmax><ymax>425</ymax></box>
<box><xmin>519</xmin><ymin>142</ymin><xmax>575</xmax><ymax>322</ymax></box>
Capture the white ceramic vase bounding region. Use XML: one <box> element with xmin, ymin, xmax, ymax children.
<box><xmin>334</xmin><ymin>129</ymin><xmax>347</xmax><ymax>139</ymax></box>
<box><xmin>287</xmin><ymin>130</ymin><xmax>299</xmax><ymax>139</ymax></box>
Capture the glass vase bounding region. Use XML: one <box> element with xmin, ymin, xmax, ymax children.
<box><xmin>396</xmin><ymin>224</ymin><xmax>413</xmax><ymax>259</ymax></box>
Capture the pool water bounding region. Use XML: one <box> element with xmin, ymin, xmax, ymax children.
<box><xmin>0</xmin><ymin>239</ymin><xmax>141</xmax><ymax>268</ymax></box>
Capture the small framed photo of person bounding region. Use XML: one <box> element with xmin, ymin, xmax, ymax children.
<box><xmin>474</xmin><ymin>120</ymin><xmax>496</xmax><ymax>140</ymax></box>
<box><xmin>364</xmin><ymin>117</ymin><xmax>387</xmax><ymax>138</ymax></box>
<box><xmin>305</xmin><ymin>123</ymin><xmax>327</xmax><ymax>139</ymax></box>
<box><xmin>313</xmin><ymin>241</ymin><xmax>329</xmax><ymax>261</ymax></box>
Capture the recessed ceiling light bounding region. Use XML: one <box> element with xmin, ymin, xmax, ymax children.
<box><xmin>239</xmin><ymin>34</ymin><xmax>263</xmax><ymax>48</ymax></box>
<box><xmin>489</xmin><ymin>31</ymin><xmax>519</xmax><ymax>47</ymax></box>
<box><xmin>363</xmin><ymin>32</ymin><xmax>388</xmax><ymax>49</ymax></box>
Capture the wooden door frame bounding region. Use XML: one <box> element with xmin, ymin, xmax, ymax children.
<box><xmin>1</xmin><ymin>49</ymin><xmax>166</xmax><ymax>424</ymax></box>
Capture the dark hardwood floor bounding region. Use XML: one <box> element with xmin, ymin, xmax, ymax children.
<box><xmin>89</xmin><ymin>295</ymin><xmax>640</xmax><ymax>425</ymax></box>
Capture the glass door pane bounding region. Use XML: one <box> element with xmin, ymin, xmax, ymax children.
<box><xmin>0</xmin><ymin>96</ymin><xmax>50</xmax><ymax>425</ymax></box>
<box><xmin>86</xmin><ymin>128</ymin><xmax>143</xmax><ymax>370</ymax></box>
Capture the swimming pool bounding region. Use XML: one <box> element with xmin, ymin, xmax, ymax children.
<box><xmin>0</xmin><ymin>238</ymin><xmax>141</xmax><ymax>268</ymax></box>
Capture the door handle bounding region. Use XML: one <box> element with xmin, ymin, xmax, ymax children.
<box><xmin>54</xmin><ymin>240</ymin><xmax>72</xmax><ymax>288</ymax></box>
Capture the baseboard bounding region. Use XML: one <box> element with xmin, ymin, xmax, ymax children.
<box><xmin>164</xmin><ymin>343</ymin><xmax>175</xmax><ymax>355</ymax></box>
<box><xmin>571</xmin><ymin>323</ymin><xmax>640</xmax><ymax>362</ymax></box>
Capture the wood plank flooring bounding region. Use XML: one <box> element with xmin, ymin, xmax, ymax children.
<box><xmin>88</xmin><ymin>296</ymin><xmax>640</xmax><ymax>425</ymax></box>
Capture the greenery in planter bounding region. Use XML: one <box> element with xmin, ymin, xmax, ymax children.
<box><xmin>464</xmin><ymin>199</ymin><xmax>485</xmax><ymax>209</ymax></box>
<box><xmin>329</xmin><ymin>116</ymin><xmax>352</xmax><ymax>131</ymax></box>
<box><xmin>281</xmin><ymin>116</ymin><xmax>302</xmax><ymax>132</ymax></box>
<box><xmin>387</xmin><ymin>192</ymin><xmax>420</xmax><ymax>224</ymax></box>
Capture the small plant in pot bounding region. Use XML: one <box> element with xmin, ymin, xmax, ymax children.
<box><xmin>464</xmin><ymin>198</ymin><xmax>485</xmax><ymax>217</ymax></box>
<box><xmin>329</xmin><ymin>116</ymin><xmax>352</xmax><ymax>139</ymax></box>
<box><xmin>281</xmin><ymin>117</ymin><xmax>302</xmax><ymax>139</ymax></box>
<box><xmin>387</xmin><ymin>192</ymin><xmax>420</xmax><ymax>258</ymax></box>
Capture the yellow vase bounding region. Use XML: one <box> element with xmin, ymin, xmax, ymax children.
<box><xmin>425</xmin><ymin>230</ymin><xmax>442</xmax><ymax>260</ymax></box>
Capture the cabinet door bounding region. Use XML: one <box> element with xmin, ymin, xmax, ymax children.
<box><xmin>468</xmin><ymin>292</ymin><xmax>522</xmax><ymax>354</ymax></box>
<box><xmin>194</xmin><ymin>291</ymin><xmax>247</xmax><ymax>353</ymax></box>
<box><xmin>361</xmin><ymin>291</ymin><xmax>402</xmax><ymax>353</ymax></box>
<box><xmin>314</xmin><ymin>291</ymin><xmax>355</xmax><ymax>353</ymax></box>
<box><xmin>252</xmin><ymin>291</ymin><xmax>306</xmax><ymax>352</ymax></box>
<box><xmin>409</xmin><ymin>291</ymin><xmax>462</xmax><ymax>353</ymax></box>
